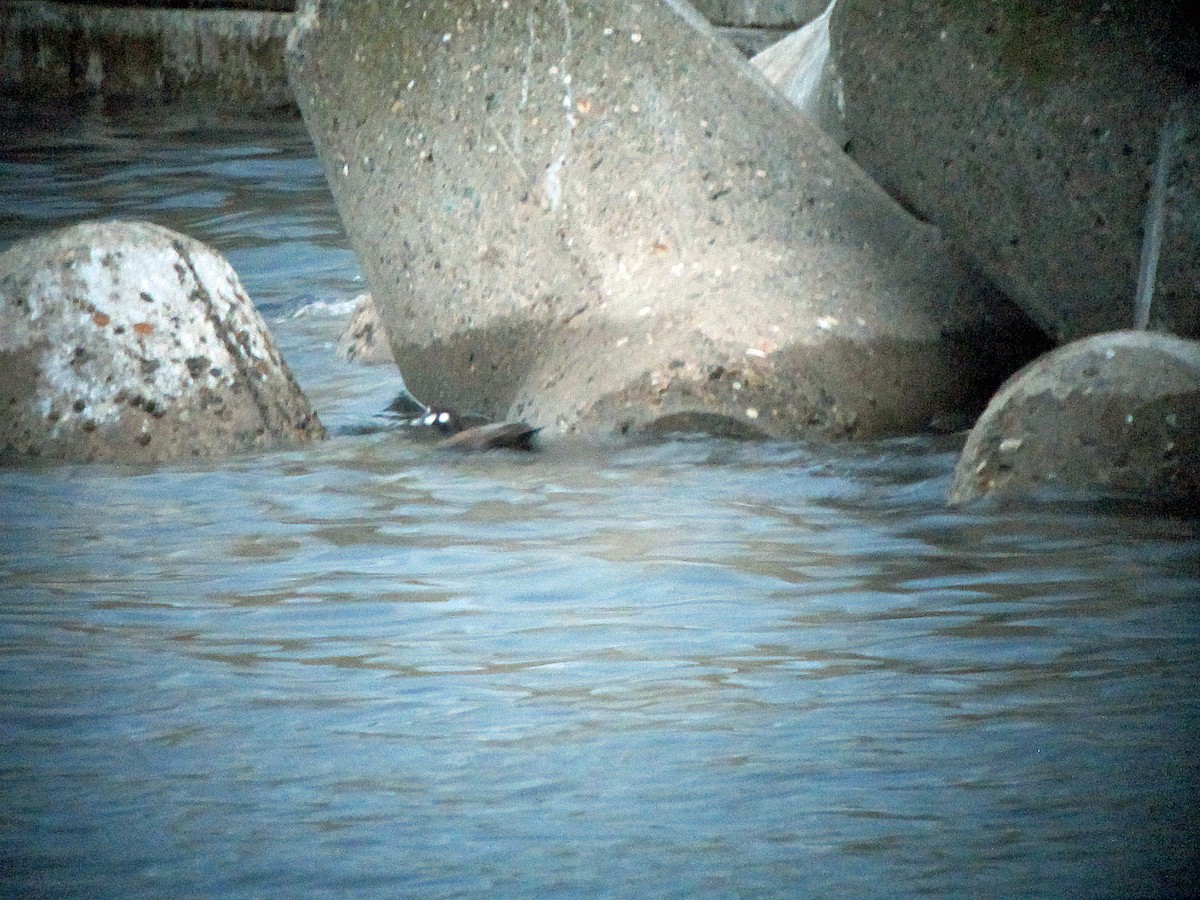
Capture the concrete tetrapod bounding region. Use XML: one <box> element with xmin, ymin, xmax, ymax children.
<box><xmin>832</xmin><ymin>0</ymin><xmax>1199</xmax><ymax>342</ymax></box>
<box><xmin>288</xmin><ymin>0</ymin><xmax>1043</xmax><ymax>440</ymax></box>
<box><xmin>948</xmin><ymin>330</ymin><xmax>1200</xmax><ymax>510</ymax></box>
<box><xmin>0</xmin><ymin>220</ymin><xmax>325</xmax><ymax>464</ymax></box>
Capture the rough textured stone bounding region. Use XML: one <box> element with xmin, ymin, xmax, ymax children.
<box><xmin>288</xmin><ymin>0</ymin><xmax>1043</xmax><ymax>440</ymax></box>
<box><xmin>335</xmin><ymin>292</ymin><xmax>395</xmax><ymax>365</ymax></box>
<box><xmin>0</xmin><ymin>220</ymin><xmax>325</xmax><ymax>463</ymax></box>
<box><xmin>832</xmin><ymin>0</ymin><xmax>1200</xmax><ymax>342</ymax></box>
<box><xmin>948</xmin><ymin>330</ymin><xmax>1200</xmax><ymax>509</ymax></box>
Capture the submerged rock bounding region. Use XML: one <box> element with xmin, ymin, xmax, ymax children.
<box><xmin>335</xmin><ymin>292</ymin><xmax>395</xmax><ymax>365</ymax></box>
<box><xmin>948</xmin><ymin>330</ymin><xmax>1200</xmax><ymax>510</ymax></box>
<box><xmin>832</xmin><ymin>0</ymin><xmax>1199</xmax><ymax>341</ymax></box>
<box><xmin>0</xmin><ymin>220</ymin><xmax>325</xmax><ymax>464</ymax></box>
<box><xmin>288</xmin><ymin>0</ymin><xmax>1041</xmax><ymax>440</ymax></box>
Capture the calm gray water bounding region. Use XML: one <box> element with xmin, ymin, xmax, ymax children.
<box><xmin>2</xmin><ymin>103</ymin><xmax>1199</xmax><ymax>899</ymax></box>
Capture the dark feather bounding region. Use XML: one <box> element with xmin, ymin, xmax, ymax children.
<box><xmin>405</xmin><ymin>405</ymin><xmax>540</xmax><ymax>451</ymax></box>
<box><xmin>437</xmin><ymin>421</ymin><xmax>541</xmax><ymax>451</ymax></box>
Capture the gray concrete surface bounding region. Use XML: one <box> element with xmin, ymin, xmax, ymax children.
<box><xmin>0</xmin><ymin>1</ymin><xmax>817</xmax><ymax>108</ymax></box>
<box><xmin>288</xmin><ymin>0</ymin><xmax>1040</xmax><ymax>441</ymax></box>
<box><xmin>0</xmin><ymin>1</ymin><xmax>294</xmax><ymax>107</ymax></box>
<box><xmin>335</xmin><ymin>292</ymin><xmax>395</xmax><ymax>365</ymax></box>
<box><xmin>832</xmin><ymin>0</ymin><xmax>1199</xmax><ymax>342</ymax></box>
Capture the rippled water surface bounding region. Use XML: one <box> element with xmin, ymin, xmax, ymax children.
<box><xmin>2</xmin><ymin>104</ymin><xmax>1199</xmax><ymax>898</ymax></box>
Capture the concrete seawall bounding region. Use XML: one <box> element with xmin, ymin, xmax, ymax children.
<box><xmin>0</xmin><ymin>1</ymin><xmax>796</xmax><ymax>109</ymax></box>
<box><xmin>0</xmin><ymin>1</ymin><xmax>296</xmax><ymax>108</ymax></box>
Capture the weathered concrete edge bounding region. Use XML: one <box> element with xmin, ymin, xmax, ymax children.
<box><xmin>0</xmin><ymin>1</ymin><xmax>295</xmax><ymax>109</ymax></box>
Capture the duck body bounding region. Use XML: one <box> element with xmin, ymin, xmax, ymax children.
<box><xmin>438</xmin><ymin>420</ymin><xmax>541</xmax><ymax>451</ymax></box>
<box><xmin>411</xmin><ymin>407</ymin><xmax>540</xmax><ymax>451</ymax></box>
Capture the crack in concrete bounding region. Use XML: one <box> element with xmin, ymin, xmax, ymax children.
<box><xmin>543</xmin><ymin>0</ymin><xmax>576</xmax><ymax>212</ymax></box>
<box><xmin>511</xmin><ymin>11</ymin><xmax>534</xmax><ymax>165</ymax></box>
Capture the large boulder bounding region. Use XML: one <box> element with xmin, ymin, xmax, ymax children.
<box><xmin>288</xmin><ymin>0</ymin><xmax>1042</xmax><ymax>440</ymax></box>
<box><xmin>948</xmin><ymin>330</ymin><xmax>1200</xmax><ymax>509</ymax></box>
<box><xmin>0</xmin><ymin>220</ymin><xmax>325</xmax><ymax>463</ymax></box>
<box><xmin>832</xmin><ymin>0</ymin><xmax>1199</xmax><ymax>342</ymax></box>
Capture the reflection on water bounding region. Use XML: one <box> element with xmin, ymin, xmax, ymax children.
<box><xmin>2</xmin><ymin>105</ymin><xmax>1199</xmax><ymax>898</ymax></box>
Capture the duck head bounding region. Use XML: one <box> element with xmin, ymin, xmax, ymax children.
<box><xmin>411</xmin><ymin>408</ymin><xmax>464</xmax><ymax>436</ymax></box>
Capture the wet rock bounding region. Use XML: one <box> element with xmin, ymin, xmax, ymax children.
<box><xmin>948</xmin><ymin>331</ymin><xmax>1200</xmax><ymax>509</ymax></box>
<box><xmin>0</xmin><ymin>220</ymin><xmax>325</xmax><ymax>464</ymax></box>
<box><xmin>335</xmin><ymin>292</ymin><xmax>395</xmax><ymax>365</ymax></box>
<box><xmin>832</xmin><ymin>0</ymin><xmax>1200</xmax><ymax>341</ymax></box>
<box><xmin>288</xmin><ymin>0</ymin><xmax>1041</xmax><ymax>440</ymax></box>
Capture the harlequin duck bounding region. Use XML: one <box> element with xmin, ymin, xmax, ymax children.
<box><xmin>410</xmin><ymin>407</ymin><xmax>540</xmax><ymax>451</ymax></box>
<box><xmin>385</xmin><ymin>389</ymin><xmax>539</xmax><ymax>450</ymax></box>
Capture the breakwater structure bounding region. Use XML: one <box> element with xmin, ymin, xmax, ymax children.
<box><xmin>0</xmin><ymin>1</ymin><xmax>298</xmax><ymax>109</ymax></box>
<box><xmin>0</xmin><ymin>0</ymin><xmax>806</xmax><ymax>109</ymax></box>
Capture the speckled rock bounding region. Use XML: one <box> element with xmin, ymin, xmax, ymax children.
<box><xmin>335</xmin><ymin>292</ymin><xmax>395</xmax><ymax>365</ymax></box>
<box><xmin>288</xmin><ymin>0</ymin><xmax>1044</xmax><ymax>440</ymax></box>
<box><xmin>831</xmin><ymin>0</ymin><xmax>1199</xmax><ymax>341</ymax></box>
<box><xmin>948</xmin><ymin>330</ymin><xmax>1200</xmax><ymax>509</ymax></box>
<box><xmin>0</xmin><ymin>220</ymin><xmax>325</xmax><ymax>463</ymax></box>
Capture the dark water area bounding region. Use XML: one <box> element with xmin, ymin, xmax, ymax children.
<box><xmin>2</xmin><ymin>102</ymin><xmax>1199</xmax><ymax>898</ymax></box>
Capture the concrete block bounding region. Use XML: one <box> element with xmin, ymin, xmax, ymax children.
<box><xmin>0</xmin><ymin>1</ymin><xmax>294</xmax><ymax>107</ymax></box>
<box><xmin>832</xmin><ymin>0</ymin><xmax>1200</xmax><ymax>341</ymax></box>
<box><xmin>289</xmin><ymin>0</ymin><xmax>1041</xmax><ymax>439</ymax></box>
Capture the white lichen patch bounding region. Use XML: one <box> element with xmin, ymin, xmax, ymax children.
<box><xmin>19</xmin><ymin>228</ymin><xmax>257</xmax><ymax>430</ymax></box>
